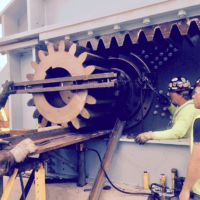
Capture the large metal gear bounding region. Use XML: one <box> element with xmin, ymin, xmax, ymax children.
<box><xmin>29</xmin><ymin>41</ymin><xmax>101</xmax><ymax>128</ymax></box>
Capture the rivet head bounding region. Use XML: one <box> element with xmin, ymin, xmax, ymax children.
<box><xmin>161</xmin><ymin>113</ymin><xmax>166</xmax><ymax>117</ymax></box>
<box><xmin>153</xmin><ymin>111</ymin><xmax>158</xmax><ymax>115</ymax></box>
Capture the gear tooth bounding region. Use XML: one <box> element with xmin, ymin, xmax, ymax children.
<box><xmin>38</xmin><ymin>50</ymin><xmax>48</xmax><ymax>61</ymax></box>
<box><xmin>33</xmin><ymin>109</ymin><xmax>41</xmax><ymax>119</ymax></box>
<box><xmin>84</xmin><ymin>65</ymin><xmax>95</xmax><ymax>75</ymax></box>
<box><xmin>59</xmin><ymin>40</ymin><xmax>65</xmax><ymax>52</ymax></box>
<box><xmin>78</xmin><ymin>52</ymin><xmax>105</xmax><ymax>65</ymax></box>
<box><xmin>86</xmin><ymin>95</ymin><xmax>96</xmax><ymax>104</ymax></box>
<box><xmin>26</xmin><ymin>74</ymin><xmax>34</xmax><ymax>81</ymax></box>
<box><xmin>71</xmin><ymin>117</ymin><xmax>80</xmax><ymax>129</ymax></box>
<box><xmin>61</xmin><ymin>122</ymin><xmax>69</xmax><ymax>128</ymax></box>
<box><xmin>80</xmin><ymin>108</ymin><xmax>90</xmax><ymax>119</ymax></box>
<box><xmin>47</xmin><ymin>43</ymin><xmax>56</xmax><ymax>54</ymax></box>
<box><xmin>78</xmin><ymin>52</ymin><xmax>87</xmax><ymax>64</ymax></box>
<box><xmin>68</xmin><ymin>43</ymin><xmax>77</xmax><ymax>56</ymax></box>
<box><xmin>41</xmin><ymin>117</ymin><xmax>48</xmax><ymax>127</ymax></box>
<box><xmin>31</xmin><ymin>61</ymin><xmax>39</xmax><ymax>71</ymax></box>
<box><xmin>27</xmin><ymin>98</ymin><xmax>35</xmax><ymax>106</ymax></box>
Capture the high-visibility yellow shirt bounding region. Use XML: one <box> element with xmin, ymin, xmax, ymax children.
<box><xmin>190</xmin><ymin>114</ymin><xmax>200</xmax><ymax>195</ymax></box>
<box><xmin>153</xmin><ymin>100</ymin><xmax>200</xmax><ymax>140</ymax></box>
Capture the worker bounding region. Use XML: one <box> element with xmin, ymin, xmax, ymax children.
<box><xmin>0</xmin><ymin>80</ymin><xmax>37</xmax><ymax>176</ymax></box>
<box><xmin>179</xmin><ymin>78</ymin><xmax>200</xmax><ymax>200</ymax></box>
<box><xmin>135</xmin><ymin>77</ymin><xmax>200</xmax><ymax>144</ymax></box>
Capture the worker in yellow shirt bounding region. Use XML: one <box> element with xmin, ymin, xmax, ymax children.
<box><xmin>135</xmin><ymin>77</ymin><xmax>200</xmax><ymax>144</ymax></box>
<box><xmin>179</xmin><ymin>78</ymin><xmax>200</xmax><ymax>200</ymax></box>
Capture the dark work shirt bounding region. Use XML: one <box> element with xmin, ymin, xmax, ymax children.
<box><xmin>0</xmin><ymin>151</ymin><xmax>16</xmax><ymax>176</ymax></box>
<box><xmin>193</xmin><ymin>118</ymin><xmax>200</xmax><ymax>142</ymax></box>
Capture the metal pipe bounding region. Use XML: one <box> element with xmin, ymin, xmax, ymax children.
<box><xmin>88</xmin><ymin>119</ymin><xmax>125</xmax><ymax>200</ymax></box>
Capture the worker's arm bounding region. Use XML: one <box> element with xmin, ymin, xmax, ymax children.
<box><xmin>153</xmin><ymin>104</ymin><xmax>193</xmax><ymax>139</ymax></box>
<box><xmin>0</xmin><ymin>139</ymin><xmax>37</xmax><ymax>176</ymax></box>
<box><xmin>179</xmin><ymin>119</ymin><xmax>200</xmax><ymax>200</ymax></box>
<box><xmin>0</xmin><ymin>151</ymin><xmax>16</xmax><ymax>176</ymax></box>
<box><xmin>135</xmin><ymin>105</ymin><xmax>193</xmax><ymax>144</ymax></box>
<box><xmin>0</xmin><ymin>80</ymin><xmax>16</xmax><ymax>108</ymax></box>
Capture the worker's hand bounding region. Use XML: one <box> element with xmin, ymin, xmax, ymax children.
<box><xmin>135</xmin><ymin>131</ymin><xmax>154</xmax><ymax>145</ymax></box>
<box><xmin>10</xmin><ymin>138</ymin><xmax>38</xmax><ymax>163</ymax></box>
<box><xmin>179</xmin><ymin>189</ymin><xmax>190</xmax><ymax>200</ymax></box>
<box><xmin>157</xmin><ymin>94</ymin><xmax>171</xmax><ymax>107</ymax></box>
<box><xmin>0</xmin><ymin>81</ymin><xmax>16</xmax><ymax>107</ymax></box>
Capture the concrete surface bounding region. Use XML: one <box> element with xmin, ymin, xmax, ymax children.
<box><xmin>3</xmin><ymin>176</ymin><xmax>151</xmax><ymax>200</ymax></box>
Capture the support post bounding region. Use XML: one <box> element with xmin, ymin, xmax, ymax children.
<box><xmin>35</xmin><ymin>163</ymin><xmax>46</xmax><ymax>200</ymax></box>
<box><xmin>88</xmin><ymin>119</ymin><xmax>125</xmax><ymax>200</ymax></box>
<box><xmin>1</xmin><ymin>168</ymin><xmax>19</xmax><ymax>200</ymax></box>
<box><xmin>77</xmin><ymin>143</ymin><xmax>86</xmax><ymax>187</ymax></box>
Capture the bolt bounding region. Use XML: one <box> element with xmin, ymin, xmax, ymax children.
<box><xmin>155</xmin><ymin>57</ymin><xmax>159</xmax><ymax>61</ymax></box>
<box><xmin>158</xmin><ymin>61</ymin><xmax>163</xmax><ymax>65</ymax></box>
<box><xmin>144</xmin><ymin>55</ymin><xmax>149</xmax><ymax>59</ymax></box>
<box><xmin>154</xmin><ymin>65</ymin><xmax>158</xmax><ymax>70</ymax></box>
<box><xmin>163</xmin><ymin>57</ymin><xmax>168</xmax><ymax>61</ymax></box>
<box><xmin>141</xmin><ymin>50</ymin><xmax>145</xmax><ymax>54</ymax></box>
<box><xmin>163</xmin><ymin>107</ymin><xmax>167</xmax><ymax>111</ymax></box>
<box><xmin>174</xmin><ymin>48</ymin><xmax>178</xmax><ymax>52</ymax></box>
<box><xmin>161</xmin><ymin>113</ymin><xmax>166</xmax><ymax>117</ymax></box>
<box><xmin>159</xmin><ymin>52</ymin><xmax>164</xmax><ymax>56</ymax></box>
<box><xmin>169</xmin><ymin>115</ymin><xmax>173</xmax><ymax>119</ymax></box>
<box><xmin>168</xmin><ymin>52</ymin><xmax>173</xmax><ymax>57</ymax></box>
<box><xmin>159</xmin><ymin>90</ymin><xmax>163</xmax><ymax>94</ymax></box>
<box><xmin>153</xmin><ymin>111</ymin><xmax>158</xmax><ymax>115</ymax></box>
<box><xmin>150</xmin><ymin>61</ymin><xmax>154</xmax><ymax>65</ymax></box>
<box><xmin>155</xmin><ymin>105</ymin><xmax>159</xmax><ymax>109</ymax></box>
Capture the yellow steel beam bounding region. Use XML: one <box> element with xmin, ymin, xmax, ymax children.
<box><xmin>35</xmin><ymin>163</ymin><xmax>46</xmax><ymax>200</ymax></box>
<box><xmin>1</xmin><ymin>168</ymin><xmax>18</xmax><ymax>200</ymax></box>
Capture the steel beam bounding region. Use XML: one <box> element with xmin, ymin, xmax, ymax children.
<box><xmin>88</xmin><ymin>119</ymin><xmax>125</xmax><ymax>200</ymax></box>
